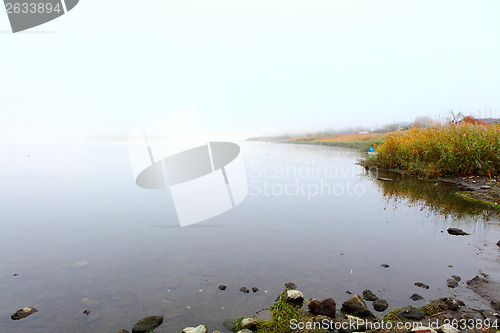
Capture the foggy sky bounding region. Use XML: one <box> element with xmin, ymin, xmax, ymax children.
<box><xmin>1</xmin><ymin>0</ymin><xmax>499</xmax><ymax>142</ymax></box>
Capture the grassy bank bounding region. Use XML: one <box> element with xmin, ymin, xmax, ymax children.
<box><xmin>363</xmin><ymin>124</ymin><xmax>500</xmax><ymax>178</ymax></box>
<box><xmin>290</xmin><ymin>138</ymin><xmax>384</xmax><ymax>151</ymax></box>
<box><xmin>288</xmin><ymin>132</ymin><xmax>387</xmax><ymax>151</ymax></box>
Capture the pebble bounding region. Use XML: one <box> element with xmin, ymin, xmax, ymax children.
<box><xmin>410</xmin><ymin>293</ymin><xmax>424</xmax><ymax>301</ymax></box>
<box><xmin>414</xmin><ymin>282</ymin><xmax>429</xmax><ymax>289</ymax></box>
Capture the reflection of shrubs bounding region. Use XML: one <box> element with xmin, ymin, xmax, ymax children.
<box><xmin>363</xmin><ymin>124</ymin><xmax>500</xmax><ymax>178</ymax></box>
<box><xmin>369</xmin><ymin>172</ymin><xmax>494</xmax><ymax>219</ymax></box>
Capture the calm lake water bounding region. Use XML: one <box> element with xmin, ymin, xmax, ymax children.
<box><xmin>1</xmin><ymin>142</ymin><xmax>499</xmax><ymax>332</ymax></box>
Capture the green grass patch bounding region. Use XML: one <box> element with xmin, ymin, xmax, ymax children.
<box><xmin>246</xmin><ymin>290</ymin><xmax>330</xmax><ymax>333</ymax></box>
<box><xmin>419</xmin><ymin>302</ymin><xmax>444</xmax><ymax>317</ymax></box>
<box><xmin>383</xmin><ymin>307</ymin><xmax>405</xmax><ymax>322</ymax></box>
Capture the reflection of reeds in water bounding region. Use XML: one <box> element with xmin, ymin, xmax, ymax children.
<box><xmin>368</xmin><ymin>171</ymin><xmax>497</xmax><ymax>220</ymax></box>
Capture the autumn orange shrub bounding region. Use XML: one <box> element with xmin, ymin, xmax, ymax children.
<box><xmin>363</xmin><ymin>123</ymin><xmax>500</xmax><ymax>178</ymax></box>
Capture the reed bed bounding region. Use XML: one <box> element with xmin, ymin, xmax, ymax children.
<box><xmin>363</xmin><ymin>124</ymin><xmax>500</xmax><ymax>178</ymax></box>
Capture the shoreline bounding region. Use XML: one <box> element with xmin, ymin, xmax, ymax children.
<box><xmin>182</xmin><ymin>279</ymin><xmax>500</xmax><ymax>333</ymax></box>
<box><xmin>281</xmin><ymin>138</ymin><xmax>500</xmax><ymax>208</ymax></box>
<box><xmin>228</xmin><ymin>281</ymin><xmax>500</xmax><ymax>333</ymax></box>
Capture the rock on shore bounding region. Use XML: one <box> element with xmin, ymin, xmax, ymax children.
<box><xmin>308</xmin><ymin>298</ymin><xmax>336</xmax><ymax>317</ymax></box>
<box><xmin>286</xmin><ymin>290</ymin><xmax>304</xmax><ymax>302</ymax></box>
<box><xmin>398</xmin><ymin>306</ymin><xmax>425</xmax><ymax>320</ymax></box>
<box><xmin>181</xmin><ymin>325</ymin><xmax>207</xmax><ymax>333</ymax></box>
<box><xmin>340</xmin><ymin>295</ymin><xmax>375</xmax><ymax>318</ymax></box>
<box><xmin>362</xmin><ymin>289</ymin><xmax>378</xmax><ymax>301</ymax></box>
<box><xmin>372</xmin><ymin>299</ymin><xmax>388</xmax><ymax>312</ymax></box>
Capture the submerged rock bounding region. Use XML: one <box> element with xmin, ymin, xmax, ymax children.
<box><xmin>11</xmin><ymin>307</ymin><xmax>38</xmax><ymax>320</ymax></box>
<box><xmin>182</xmin><ymin>325</ymin><xmax>207</xmax><ymax>333</ymax></box>
<box><xmin>131</xmin><ymin>315</ymin><xmax>163</xmax><ymax>333</ymax></box>
<box><xmin>80</xmin><ymin>297</ymin><xmax>100</xmax><ymax>307</ymax></box>
<box><xmin>466</xmin><ymin>275</ymin><xmax>488</xmax><ymax>286</ymax></box>
<box><xmin>223</xmin><ymin>318</ymin><xmax>238</xmax><ymax>331</ymax></box>
<box><xmin>380</xmin><ymin>264</ymin><xmax>390</xmax><ymax>268</ymax></box>
<box><xmin>114</xmin><ymin>330</ymin><xmax>130</xmax><ymax>333</ymax></box>
<box><xmin>362</xmin><ymin>289</ymin><xmax>378</xmax><ymax>301</ymax></box>
<box><xmin>308</xmin><ymin>298</ymin><xmax>336</xmax><ymax>317</ymax></box>
<box><xmin>410</xmin><ymin>293</ymin><xmax>424</xmax><ymax>301</ymax></box>
<box><xmin>451</xmin><ymin>275</ymin><xmax>461</xmax><ymax>282</ymax></box>
<box><xmin>497</xmin><ymin>240</ymin><xmax>500</xmax><ymax>247</ymax></box>
<box><xmin>447</xmin><ymin>278</ymin><xmax>459</xmax><ymax>288</ymax></box>
<box><xmin>218</xmin><ymin>285</ymin><xmax>227</xmax><ymax>291</ymax></box>
<box><xmin>284</xmin><ymin>282</ymin><xmax>297</xmax><ymax>290</ymax></box>
<box><xmin>414</xmin><ymin>282</ymin><xmax>430</xmax><ymax>289</ymax></box>
<box><xmin>340</xmin><ymin>295</ymin><xmax>375</xmax><ymax>318</ymax></box>
<box><xmin>398</xmin><ymin>306</ymin><xmax>425</xmax><ymax>320</ymax></box>
<box><xmin>254</xmin><ymin>309</ymin><xmax>273</xmax><ymax>321</ymax></box>
<box><xmin>71</xmin><ymin>260</ymin><xmax>89</xmax><ymax>268</ymax></box>
<box><xmin>239</xmin><ymin>287</ymin><xmax>249</xmax><ymax>293</ymax></box>
<box><xmin>85</xmin><ymin>313</ymin><xmax>101</xmax><ymax>323</ymax></box>
<box><xmin>251</xmin><ymin>287</ymin><xmax>259</xmax><ymax>293</ymax></box>
<box><xmin>447</xmin><ymin>228</ymin><xmax>469</xmax><ymax>236</ymax></box>
<box><xmin>372</xmin><ymin>299</ymin><xmax>388</xmax><ymax>312</ymax></box>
